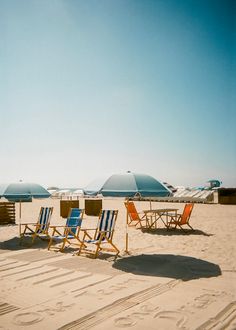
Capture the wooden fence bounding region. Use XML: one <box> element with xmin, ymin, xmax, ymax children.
<box><xmin>0</xmin><ymin>202</ymin><xmax>16</xmax><ymax>225</ymax></box>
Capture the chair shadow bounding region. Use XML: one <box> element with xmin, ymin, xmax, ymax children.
<box><xmin>141</xmin><ymin>228</ymin><xmax>212</xmax><ymax>236</ymax></box>
<box><xmin>0</xmin><ymin>236</ymin><xmax>49</xmax><ymax>251</ymax></box>
<box><xmin>113</xmin><ymin>254</ymin><xmax>221</xmax><ymax>281</ymax></box>
<box><xmin>0</xmin><ymin>237</ymin><xmax>118</xmax><ymax>262</ymax></box>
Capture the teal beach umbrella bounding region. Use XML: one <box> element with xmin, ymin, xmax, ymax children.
<box><xmin>0</xmin><ymin>182</ymin><xmax>51</xmax><ymax>234</ymax></box>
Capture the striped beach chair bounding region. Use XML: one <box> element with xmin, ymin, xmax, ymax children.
<box><xmin>76</xmin><ymin>209</ymin><xmax>120</xmax><ymax>258</ymax></box>
<box><xmin>48</xmin><ymin>208</ymin><xmax>84</xmax><ymax>252</ymax></box>
<box><xmin>20</xmin><ymin>207</ymin><xmax>53</xmax><ymax>244</ymax></box>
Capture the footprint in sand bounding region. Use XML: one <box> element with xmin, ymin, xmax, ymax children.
<box><xmin>13</xmin><ymin>312</ymin><xmax>44</xmax><ymax>326</ymax></box>
<box><xmin>97</xmin><ymin>279</ymin><xmax>145</xmax><ymax>296</ymax></box>
<box><xmin>37</xmin><ymin>301</ymin><xmax>74</xmax><ymax>316</ymax></box>
<box><xmin>114</xmin><ymin>304</ymin><xmax>159</xmax><ymax>328</ymax></box>
<box><xmin>153</xmin><ymin>310</ymin><xmax>187</xmax><ymax>329</ymax></box>
<box><xmin>114</xmin><ymin>317</ymin><xmax>137</xmax><ymax>328</ymax></box>
<box><xmin>139</xmin><ymin>304</ymin><xmax>159</xmax><ymax>313</ymax></box>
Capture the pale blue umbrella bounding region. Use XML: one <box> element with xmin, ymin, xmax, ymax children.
<box><xmin>84</xmin><ymin>172</ymin><xmax>172</xmax><ymax>197</ymax></box>
<box><xmin>84</xmin><ymin>172</ymin><xmax>172</xmax><ymax>254</ymax></box>
<box><xmin>0</xmin><ymin>182</ymin><xmax>50</xmax><ymax>234</ymax></box>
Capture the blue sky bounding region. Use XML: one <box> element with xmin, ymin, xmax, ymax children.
<box><xmin>1</xmin><ymin>0</ymin><xmax>235</xmax><ymax>188</ymax></box>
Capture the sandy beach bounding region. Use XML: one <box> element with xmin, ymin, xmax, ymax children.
<box><xmin>0</xmin><ymin>198</ymin><xmax>236</xmax><ymax>329</ymax></box>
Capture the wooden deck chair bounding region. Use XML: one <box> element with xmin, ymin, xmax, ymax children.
<box><xmin>124</xmin><ymin>201</ymin><xmax>147</xmax><ymax>228</ymax></box>
<box><xmin>166</xmin><ymin>203</ymin><xmax>194</xmax><ymax>232</ymax></box>
<box><xmin>48</xmin><ymin>208</ymin><xmax>84</xmax><ymax>252</ymax></box>
<box><xmin>20</xmin><ymin>207</ymin><xmax>53</xmax><ymax>244</ymax></box>
<box><xmin>76</xmin><ymin>209</ymin><xmax>120</xmax><ymax>258</ymax></box>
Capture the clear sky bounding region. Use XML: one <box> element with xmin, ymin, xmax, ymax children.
<box><xmin>1</xmin><ymin>0</ymin><xmax>235</xmax><ymax>189</ymax></box>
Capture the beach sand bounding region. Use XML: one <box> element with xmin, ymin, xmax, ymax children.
<box><xmin>0</xmin><ymin>198</ymin><xmax>236</xmax><ymax>329</ymax></box>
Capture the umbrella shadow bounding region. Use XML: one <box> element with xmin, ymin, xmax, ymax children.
<box><xmin>113</xmin><ymin>254</ymin><xmax>221</xmax><ymax>281</ymax></box>
<box><xmin>141</xmin><ymin>228</ymin><xmax>212</xmax><ymax>236</ymax></box>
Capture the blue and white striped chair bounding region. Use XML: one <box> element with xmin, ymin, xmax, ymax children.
<box><xmin>76</xmin><ymin>209</ymin><xmax>120</xmax><ymax>258</ymax></box>
<box><xmin>20</xmin><ymin>207</ymin><xmax>53</xmax><ymax>244</ymax></box>
<box><xmin>48</xmin><ymin>208</ymin><xmax>84</xmax><ymax>252</ymax></box>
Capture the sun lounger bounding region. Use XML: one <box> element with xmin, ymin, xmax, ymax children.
<box><xmin>124</xmin><ymin>201</ymin><xmax>147</xmax><ymax>228</ymax></box>
<box><xmin>20</xmin><ymin>207</ymin><xmax>53</xmax><ymax>244</ymax></box>
<box><xmin>76</xmin><ymin>209</ymin><xmax>120</xmax><ymax>258</ymax></box>
<box><xmin>48</xmin><ymin>208</ymin><xmax>84</xmax><ymax>252</ymax></box>
<box><xmin>166</xmin><ymin>203</ymin><xmax>194</xmax><ymax>232</ymax></box>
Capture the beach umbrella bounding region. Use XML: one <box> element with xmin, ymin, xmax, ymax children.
<box><xmin>0</xmin><ymin>182</ymin><xmax>51</xmax><ymax>234</ymax></box>
<box><xmin>84</xmin><ymin>172</ymin><xmax>172</xmax><ymax>253</ymax></box>
<box><xmin>207</xmin><ymin>179</ymin><xmax>222</xmax><ymax>189</ymax></box>
<box><xmin>101</xmin><ymin>172</ymin><xmax>172</xmax><ymax>197</ymax></box>
<box><xmin>84</xmin><ymin>171</ymin><xmax>172</xmax><ymax>197</ymax></box>
<box><xmin>83</xmin><ymin>176</ymin><xmax>108</xmax><ymax>196</ymax></box>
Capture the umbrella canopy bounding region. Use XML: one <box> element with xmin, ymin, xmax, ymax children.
<box><xmin>84</xmin><ymin>172</ymin><xmax>172</xmax><ymax>197</ymax></box>
<box><xmin>0</xmin><ymin>182</ymin><xmax>50</xmax><ymax>202</ymax></box>
<box><xmin>0</xmin><ymin>182</ymin><xmax>51</xmax><ymax>235</ymax></box>
<box><xmin>207</xmin><ymin>179</ymin><xmax>222</xmax><ymax>189</ymax></box>
<box><xmin>83</xmin><ymin>176</ymin><xmax>108</xmax><ymax>196</ymax></box>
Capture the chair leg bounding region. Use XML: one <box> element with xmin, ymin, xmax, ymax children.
<box><xmin>59</xmin><ymin>239</ymin><xmax>67</xmax><ymax>252</ymax></box>
<box><xmin>19</xmin><ymin>226</ymin><xmax>28</xmax><ymax>245</ymax></box>
<box><xmin>31</xmin><ymin>233</ymin><xmax>37</xmax><ymax>244</ymax></box>
<box><xmin>109</xmin><ymin>241</ymin><xmax>120</xmax><ymax>255</ymax></box>
<box><xmin>48</xmin><ymin>237</ymin><xmax>53</xmax><ymax>250</ymax></box>
<box><xmin>94</xmin><ymin>244</ymin><xmax>101</xmax><ymax>258</ymax></box>
<box><xmin>187</xmin><ymin>223</ymin><xmax>194</xmax><ymax>230</ymax></box>
<box><xmin>75</xmin><ymin>241</ymin><xmax>87</xmax><ymax>256</ymax></box>
<box><xmin>179</xmin><ymin>225</ymin><xmax>187</xmax><ymax>233</ymax></box>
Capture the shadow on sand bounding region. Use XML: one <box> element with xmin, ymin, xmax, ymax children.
<box><xmin>0</xmin><ymin>236</ymin><xmax>49</xmax><ymax>251</ymax></box>
<box><xmin>141</xmin><ymin>228</ymin><xmax>212</xmax><ymax>236</ymax></box>
<box><xmin>0</xmin><ymin>237</ymin><xmax>118</xmax><ymax>262</ymax></box>
<box><xmin>113</xmin><ymin>254</ymin><xmax>221</xmax><ymax>281</ymax></box>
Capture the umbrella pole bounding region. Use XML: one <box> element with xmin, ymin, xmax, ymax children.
<box><xmin>125</xmin><ymin>205</ymin><xmax>128</xmax><ymax>253</ymax></box>
<box><xmin>125</xmin><ymin>198</ymin><xmax>130</xmax><ymax>254</ymax></box>
<box><xmin>19</xmin><ymin>201</ymin><xmax>22</xmax><ymax>236</ymax></box>
<box><xmin>150</xmin><ymin>198</ymin><xmax>152</xmax><ymax>210</ymax></box>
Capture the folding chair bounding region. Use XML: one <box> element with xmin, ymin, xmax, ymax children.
<box><xmin>76</xmin><ymin>209</ymin><xmax>120</xmax><ymax>258</ymax></box>
<box><xmin>48</xmin><ymin>208</ymin><xmax>84</xmax><ymax>252</ymax></box>
<box><xmin>124</xmin><ymin>201</ymin><xmax>147</xmax><ymax>228</ymax></box>
<box><xmin>166</xmin><ymin>203</ymin><xmax>194</xmax><ymax>232</ymax></box>
<box><xmin>20</xmin><ymin>207</ymin><xmax>53</xmax><ymax>244</ymax></box>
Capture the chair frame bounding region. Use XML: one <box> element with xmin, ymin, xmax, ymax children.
<box><xmin>124</xmin><ymin>201</ymin><xmax>148</xmax><ymax>228</ymax></box>
<box><xmin>20</xmin><ymin>207</ymin><xmax>53</xmax><ymax>245</ymax></box>
<box><xmin>48</xmin><ymin>208</ymin><xmax>84</xmax><ymax>252</ymax></box>
<box><xmin>76</xmin><ymin>209</ymin><xmax>120</xmax><ymax>259</ymax></box>
<box><xmin>166</xmin><ymin>203</ymin><xmax>194</xmax><ymax>232</ymax></box>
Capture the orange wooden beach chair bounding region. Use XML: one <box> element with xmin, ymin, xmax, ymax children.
<box><xmin>124</xmin><ymin>201</ymin><xmax>147</xmax><ymax>228</ymax></box>
<box><xmin>166</xmin><ymin>203</ymin><xmax>194</xmax><ymax>232</ymax></box>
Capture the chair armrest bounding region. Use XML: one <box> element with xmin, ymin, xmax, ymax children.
<box><xmin>21</xmin><ymin>223</ymin><xmax>36</xmax><ymax>225</ymax></box>
<box><xmin>80</xmin><ymin>228</ymin><xmax>97</xmax><ymax>231</ymax></box>
<box><xmin>167</xmin><ymin>213</ymin><xmax>181</xmax><ymax>218</ymax></box>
